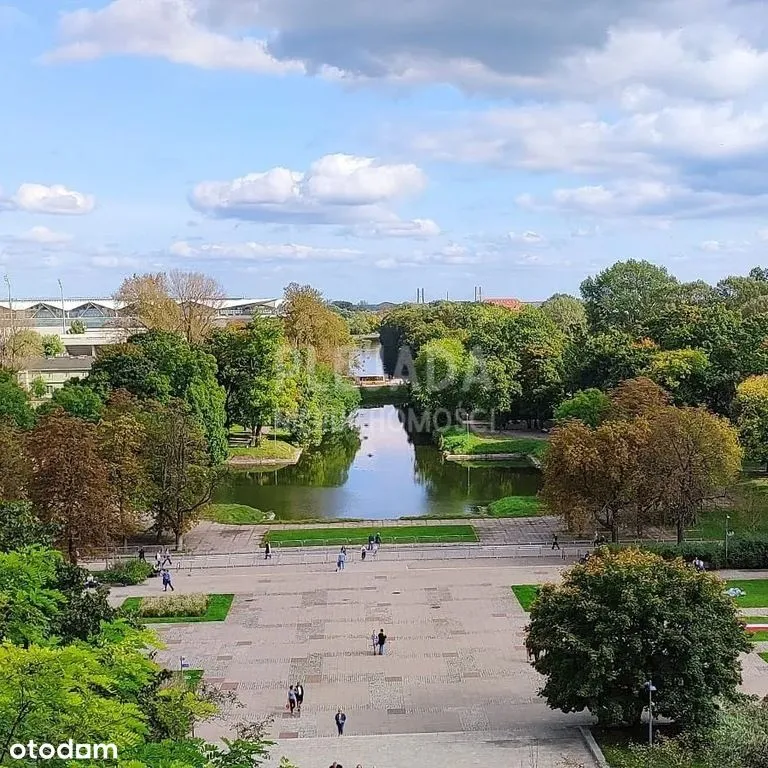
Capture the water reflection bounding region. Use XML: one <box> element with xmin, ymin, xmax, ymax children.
<box><xmin>215</xmin><ymin>405</ymin><xmax>542</xmax><ymax>521</ymax></box>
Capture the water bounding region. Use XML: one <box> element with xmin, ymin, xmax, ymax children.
<box><xmin>215</xmin><ymin>405</ymin><xmax>542</xmax><ymax>522</ymax></box>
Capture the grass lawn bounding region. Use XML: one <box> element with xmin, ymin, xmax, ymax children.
<box><xmin>511</xmin><ymin>584</ymin><xmax>540</xmax><ymax>611</ymax></box>
<box><xmin>487</xmin><ymin>495</ymin><xmax>543</xmax><ymax>518</ymax></box>
<box><xmin>121</xmin><ymin>594</ymin><xmax>234</xmax><ymax>623</ymax></box>
<box><xmin>439</xmin><ymin>426</ymin><xmax>549</xmax><ymax>458</ymax></box>
<box><xmin>595</xmin><ymin>730</ymin><xmax>708</xmax><ymax>768</ymax></box>
<box><xmin>760</xmin><ymin>652</ymin><xmax>768</xmax><ymax>663</ymax></box>
<box><xmin>725</xmin><ymin>579</ymin><xmax>768</xmax><ymax>608</ymax></box>
<box><xmin>264</xmin><ymin>524</ymin><xmax>477</xmax><ymax>547</ymax></box>
<box><xmin>750</xmin><ymin>630</ymin><xmax>768</xmax><ymax>641</ymax></box>
<box><xmin>228</xmin><ymin>439</ymin><xmax>299</xmax><ymax>461</ymax></box>
<box><xmin>203</xmin><ymin>503</ymin><xmax>272</xmax><ymax>524</ymax></box>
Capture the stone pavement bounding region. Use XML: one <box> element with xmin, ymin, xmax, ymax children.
<box><xmin>110</xmin><ymin>560</ymin><xmax>768</xmax><ymax>768</ymax></box>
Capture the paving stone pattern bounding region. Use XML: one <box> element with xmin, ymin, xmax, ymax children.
<box><xmin>110</xmin><ymin>560</ymin><xmax>768</xmax><ymax>768</ymax></box>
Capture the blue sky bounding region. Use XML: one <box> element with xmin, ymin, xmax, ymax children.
<box><xmin>1</xmin><ymin>0</ymin><xmax>768</xmax><ymax>301</ymax></box>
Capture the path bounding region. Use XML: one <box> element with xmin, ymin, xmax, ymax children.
<box><xmin>110</xmin><ymin>560</ymin><xmax>768</xmax><ymax>768</ymax></box>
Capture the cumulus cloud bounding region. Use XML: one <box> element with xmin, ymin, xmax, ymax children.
<box><xmin>169</xmin><ymin>239</ymin><xmax>362</xmax><ymax>262</ymax></box>
<box><xmin>343</xmin><ymin>218</ymin><xmax>441</xmax><ymax>238</ymax></box>
<box><xmin>3</xmin><ymin>183</ymin><xmax>96</xmax><ymax>215</ymax></box>
<box><xmin>47</xmin><ymin>0</ymin><xmax>302</xmax><ymax>73</ymax></box>
<box><xmin>190</xmin><ymin>153</ymin><xmax>428</xmax><ymax>225</ymax></box>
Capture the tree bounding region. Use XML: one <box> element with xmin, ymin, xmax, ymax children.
<box><xmin>115</xmin><ymin>272</ymin><xmax>183</xmax><ymax>336</ymax></box>
<box><xmin>717</xmin><ymin>274</ymin><xmax>768</xmax><ymax>309</ymax></box>
<box><xmin>580</xmin><ymin>259</ymin><xmax>679</xmax><ymax>335</ymax></box>
<box><xmin>207</xmin><ymin>318</ymin><xmax>288</xmax><ymax>444</ymax></box>
<box><xmin>541</xmin><ymin>418</ymin><xmax>652</xmax><ymax>541</ymax></box>
<box><xmin>540</xmin><ymin>294</ymin><xmax>587</xmax><ymax>337</ymax></box>
<box><xmin>27</xmin><ymin>411</ymin><xmax>121</xmax><ymax>562</ymax></box>
<box><xmin>29</xmin><ymin>377</ymin><xmax>47</xmax><ymax>399</ymax></box>
<box><xmin>413</xmin><ymin>337</ymin><xmax>475</xmax><ymax>415</ymax></box>
<box><xmin>0</xmin><ymin>369</ymin><xmax>35</xmax><ymax>428</ymax></box>
<box><xmin>646</xmin><ymin>348</ymin><xmax>710</xmax><ymax>405</ymax></box>
<box><xmin>37</xmin><ymin>382</ymin><xmax>104</xmax><ymax>422</ymax></box>
<box><xmin>650</xmin><ymin>406</ymin><xmax>742</xmax><ymax>543</ymax></box>
<box><xmin>1</xmin><ymin>329</ymin><xmax>43</xmax><ymax>370</ymax></box>
<box><xmin>41</xmin><ymin>335</ymin><xmax>64</xmax><ymax>358</ymax></box>
<box><xmin>608</xmin><ymin>376</ymin><xmax>670</xmax><ymax>420</ymax></box>
<box><xmin>167</xmin><ymin>268</ymin><xmax>225</xmax><ymax>345</ymax></box>
<box><xmin>734</xmin><ymin>375</ymin><xmax>768</xmax><ymax>470</ymax></box>
<box><xmin>526</xmin><ymin>549</ymin><xmax>750</xmax><ymax>730</ymax></box>
<box><xmin>68</xmin><ymin>319</ymin><xmax>86</xmax><ymax>334</ymax></box>
<box><xmin>282</xmin><ymin>282</ymin><xmax>352</xmax><ymax>369</ymax></box>
<box><xmin>0</xmin><ymin>421</ymin><xmax>29</xmax><ymax>501</ymax></box>
<box><xmin>88</xmin><ymin>345</ymin><xmax>170</xmax><ymax>401</ymax></box>
<box><xmin>142</xmin><ymin>400</ymin><xmax>217</xmax><ymax>548</ymax></box>
<box><xmin>0</xmin><ymin>502</ymin><xmax>55</xmax><ymax>552</ymax></box>
<box><xmin>567</xmin><ymin>331</ymin><xmax>656</xmax><ymax>392</ymax></box>
<box><xmin>97</xmin><ymin>391</ymin><xmax>148</xmax><ymax>541</ymax></box>
<box><xmin>554</xmin><ymin>389</ymin><xmax>611</xmax><ymax>427</ymax></box>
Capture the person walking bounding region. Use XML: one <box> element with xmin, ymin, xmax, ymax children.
<box><xmin>287</xmin><ymin>685</ymin><xmax>297</xmax><ymax>715</ymax></box>
<box><xmin>161</xmin><ymin>569</ymin><xmax>174</xmax><ymax>592</ymax></box>
<box><xmin>336</xmin><ymin>549</ymin><xmax>346</xmax><ymax>572</ymax></box>
<box><xmin>138</xmin><ymin>547</ymin><xmax>146</xmax><ymax>562</ymax></box>
<box><xmin>265</xmin><ymin>541</ymin><xmax>272</xmax><ymax>560</ymax></box>
<box><xmin>374</xmin><ymin>532</ymin><xmax>381</xmax><ymax>547</ymax></box>
<box><xmin>295</xmin><ymin>682</ymin><xmax>304</xmax><ymax>713</ymax></box>
<box><xmin>155</xmin><ymin>551</ymin><xmax>162</xmax><ymax>570</ymax></box>
<box><xmin>377</xmin><ymin>628</ymin><xmax>387</xmax><ymax>655</ymax></box>
<box><xmin>371</xmin><ymin>630</ymin><xmax>378</xmax><ymax>655</ymax></box>
<box><xmin>551</xmin><ymin>533</ymin><xmax>560</xmax><ymax>551</ymax></box>
<box><xmin>360</xmin><ymin>545</ymin><xmax>366</xmax><ymax>561</ymax></box>
<box><xmin>368</xmin><ymin>534</ymin><xmax>374</xmax><ymax>551</ymax></box>
<box><xmin>162</xmin><ymin>547</ymin><xmax>172</xmax><ymax>566</ymax></box>
<box><xmin>335</xmin><ymin>709</ymin><xmax>346</xmax><ymax>736</ymax></box>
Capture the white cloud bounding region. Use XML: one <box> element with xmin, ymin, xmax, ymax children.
<box><xmin>14</xmin><ymin>226</ymin><xmax>74</xmax><ymax>244</ymax></box>
<box><xmin>508</xmin><ymin>231</ymin><xmax>546</xmax><ymax>246</ymax></box>
<box><xmin>170</xmin><ymin>239</ymin><xmax>362</xmax><ymax>262</ymax></box>
<box><xmin>757</xmin><ymin>228</ymin><xmax>768</xmax><ymax>241</ymax></box>
<box><xmin>47</xmin><ymin>0</ymin><xmax>302</xmax><ymax>74</ymax></box>
<box><xmin>190</xmin><ymin>153</ymin><xmax>428</xmax><ymax>225</ymax></box>
<box><xmin>344</xmin><ymin>218</ymin><xmax>441</xmax><ymax>238</ymax></box>
<box><xmin>7</xmin><ymin>183</ymin><xmax>96</xmax><ymax>215</ymax></box>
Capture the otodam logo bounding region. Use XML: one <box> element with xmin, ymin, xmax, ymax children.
<box><xmin>9</xmin><ymin>741</ymin><xmax>118</xmax><ymax>761</ymax></box>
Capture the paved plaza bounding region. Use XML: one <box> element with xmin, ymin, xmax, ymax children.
<box><xmin>110</xmin><ymin>558</ymin><xmax>768</xmax><ymax>768</ymax></box>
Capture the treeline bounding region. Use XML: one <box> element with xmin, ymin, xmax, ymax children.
<box><xmin>0</xmin><ymin>275</ymin><xmax>359</xmax><ymax>557</ymax></box>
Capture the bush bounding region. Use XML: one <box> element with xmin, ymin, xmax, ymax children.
<box><xmin>98</xmin><ymin>559</ymin><xmax>154</xmax><ymax>585</ymax></box>
<box><xmin>140</xmin><ymin>593</ymin><xmax>209</xmax><ymax>618</ymax></box>
<box><xmin>627</xmin><ymin>537</ymin><xmax>768</xmax><ymax>569</ymax></box>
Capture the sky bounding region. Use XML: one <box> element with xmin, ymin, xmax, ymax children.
<box><xmin>1</xmin><ymin>0</ymin><xmax>768</xmax><ymax>302</ymax></box>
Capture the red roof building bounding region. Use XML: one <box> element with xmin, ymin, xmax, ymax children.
<box><xmin>484</xmin><ymin>297</ymin><xmax>523</xmax><ymax>311</ymax></box>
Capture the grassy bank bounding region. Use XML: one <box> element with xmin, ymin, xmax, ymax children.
<box><xmin>227</xmin><ymin>438</ymin><xmax>299</xmax><ymax>462</ymax></box>
<box><xmin>725</xmin><ymin>578</ymin><xmax>768</xmax><ymax>608</ymax></box>
<box><xmin>264</xmin><ymin>524</ymin><xmax>478</xmax><ymax>547</ymax></box>
<box><xmin>203</xmin><ymin>503</ymin><xmax>273</xmax><ymax>525</ymax></box>
<box><xmin>487</xmin><ymin>495</ymin><xmax>543</xmax><ymax>518</ymax></box>
<box><xmin>439</xmin><ymin>427</ymin><xmax>548</xmax><ymax>458</ymax></box>
<box><xmin>511</xmin><ymin>584</ymin><xmax>540</xmax><ymax>611</ymax></box>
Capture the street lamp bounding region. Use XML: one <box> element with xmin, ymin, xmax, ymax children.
<box><xmin>57</xmin><ymin>279</ymin><xmax>65</xmax><ymax>334</ymax></box>
<box><xmin>644</xmin><ymin>680</ymin><xmax>657</xmax><ymax>746</ymax></box>
<box><xmin>3</xmin><ymin>274</ymin><xmax>10</xmax><ymax>310</ymax></box>
<box><xmin>725</xmin><ymin>514</ymin><xmax>731</xmax><ymax>565</ymax></box>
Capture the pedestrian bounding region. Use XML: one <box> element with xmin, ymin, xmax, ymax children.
<box><xmin>377</xmin><ymin>628</ymin><xmax>387</xmax><ymax>655</ymax></box>
<box><xmin>335</xmin><ymin>708</ymin><xmax>346</xmax><ymax>736</ymax></box>
<box><xmin>265</xmin><ymin>541</ymin><xmax>272</xmax><ymax>560</ymax></box>
<box><xmin>287</xmin><ymin>685</ymin><xmax>297</xmax><ymax>715</ymax></box>
<box><xmin>336</xmin><ymin>549</ymin><xmax>346</xmax><ymax>572</ymax></box>
<box><xmin>161</xmin><ymin>569</ymin><xmax>174</xmax><ymax>592</ymax></box>
<box><xmin>551</xmin><ymin>533</ymin><xmax>560</xmax><ymax>551</ymax></box>
<box><xmin>138</xmin><ymin>547</ymin><xmax>145</xmax><ymax>562</ymax></box>
<box><xmin>155</xmin><ymin>551</ymin><xmax>162</xmax><ymax>569</ymax></box>
<box><xmin>371</xmin><ymin>630</ymin><xmax>377</xmax><ymax>655</ymax></box>
<box><xmin>368</xmin><ymin>534</ymin><xmax>374</xmax><ymax>551</ymax></box>
<box><xmin>374</xmin><ymin>532</ymin><xmax>381</xmax><ymax>546</ymax></box>
<box><xmin>372</xmin><ymin>541</ymin><xmax>379</xmax><ymax>557</ymax></box>
<box><xmin>162</xmin><ymin>547</ymin><xmax>172</xmax><ymax>566</ymax></box>
<box><xmin>295</xmin><ymin>682</ymin><xmax>304</xmax><ymax>713</ymax></box>
<box><xmin>360</xmin><ymin>545</ymin><xmax>366</xmax><ymax>561</ymax></box>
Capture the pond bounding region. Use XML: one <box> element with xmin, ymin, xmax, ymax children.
<box><xmin>215</xmin><ymin>405</ymin><xmax>542</xmax><ymax>522</ymax></box>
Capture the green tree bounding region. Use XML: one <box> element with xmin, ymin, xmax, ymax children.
<box><xmin>734</xmin><ymin>375</ymin><xmax>768</xmax><ymax>470</ymax></box>
<box><xmin>37</xmin><ymin>381</ymin><xmax>104</xmax><ymax>422</ymax></box>
<box><xmin>142</xmin><ymin>400</ymin><xmax>217</xmax><ymax>548</ymax></box>
<box><xmin>0</xmin><ymin>421</ymin><xmax>29</xmax><ymax>501</ymax></box>
<box><xmin>0</xmin><ymin>502</ymin><xmax>55</xmax><ymax>552</ymax></box>
<box><xmin>69</xmin><ymin>319</ymin><xmax>86</xmax><ymax>334</ymax></box>
<box><xmin>207</xmin><ymin>318</ymin><xmax>288</xmax><ymax>444</ymax></box>
<box><xmin>41</xmin><ymin>335</ymin><xmax>65</xmax><ymax>358</ymax></box>
<box><xmin>646</xmin><ymin>348</ymin><xmax>710</xmax><ymax>405</ymax></box>
<box><xmin>554</xmin><ymin>388</ymin><xmax>611</xmax><ymax>427</ymax></box>
<box><xmin>525</xmin><ymin>549</ymin><xmax>750</xmax><ymax>729</ymax></box>
<box><xmin>0</xmin><ymin>369</ymin><xmax>35</xmax><ymax>429</ymax></box>
<box><xmin>540</xmin><ymin>293</ymin><xmax>587</xmax><ymax>337</ymax></box>
<box><xmin>717</xmin><ymin>274</ymin><xmax>768</xmax><ymax>309</ymax></box>
<box><xmin>413</xmin><ymin>337</ymin><xmax>475</xmax><ymax>415</ymax></box>
<box><xmin>88</xmin><ymin>345</ymin><xmax>170</xmax><ymax>401</ymax></box>
<box><xmin>581</xmin><ymin>259</ymin><xmax>679</xmax><ymax>335</ymax></box>
<box><xmin>29</xmin><ymin>376</ymin><xmax>47</xmax><ymax>398</ymax></box>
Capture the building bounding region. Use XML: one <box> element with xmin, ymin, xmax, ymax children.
<box><xmin>484</xmin><ymin>297</ymin><xmax>524</xmax><ymax>311</ymax></box>
<box><xmin>17</xmin><ymin>356</ymin><xmax>95</xmax><ymax>397</ymax></box>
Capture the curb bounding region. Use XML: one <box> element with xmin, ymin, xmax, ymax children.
<box><xmin>579</xmin><ymin>726</ymin><xmax>610</xmax><ymax>768</ymax></box>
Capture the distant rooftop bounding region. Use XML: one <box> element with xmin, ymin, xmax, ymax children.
<box><xmin>483</xmin><ymin>297</ymin><xmax>524</xmax><ymax>310</ymax></box>
<box><xmin>23</xmin><ymin>356</ymin><xmax>95</xmax><ymax>372</ymax></box>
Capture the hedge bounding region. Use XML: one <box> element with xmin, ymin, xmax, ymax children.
<box><xmin>97</xmin><ymin>559</ymin><xmax>155</xmax><ymax>585</ymax></box>
<box><xmin>612</xmin><ymin>537</ymin><xmax>768</xmax><ymax>569</ymax></box>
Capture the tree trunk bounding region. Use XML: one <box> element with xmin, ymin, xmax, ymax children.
<box><xmin>611</xmin><ymin>522</ymin><xmax>619</xmax><ymax>544</ymax></box>
<box><xmin>676</xmin><ymin>517</ymin><xmax>684</xmax><ymax>545</ymax></box>
<box><xmin>175</xmin><ymin>531</ymin><xmax>182</xmax><ymax>550</ymax></box>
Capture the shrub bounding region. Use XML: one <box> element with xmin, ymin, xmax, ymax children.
<box><xmin>140</xmin><ymin>593</ymin><xmax>209</xmax><ymax>618</ymax></box>
<box><xmin>626</xmin><ymin>537</ymin><xmax>768</xmax><ymax>570</ymax></box>
<box><xmin>98</xmin><ymin>559</ymin><xmax>154</xmax><ymax>585</ymax></box>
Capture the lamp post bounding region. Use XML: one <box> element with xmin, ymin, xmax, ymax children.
<box><xmin>725</xmin><ymin>514</ymin><xmax>731</xmax><ymax>565</ymax></box>
<box><xmin>3</xmin><ymin>274</ymin><xmax>11</xmax><ymax>311</ymax></box>
<box><xmin>58</xmin><ymin>279</ymin><xmax>65</xmax><ymax>334</ymax></box>
<box><xmin>644</xmin><ymin>680</ymin><xmax>657</xmax><ymax>746</ymax></box>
